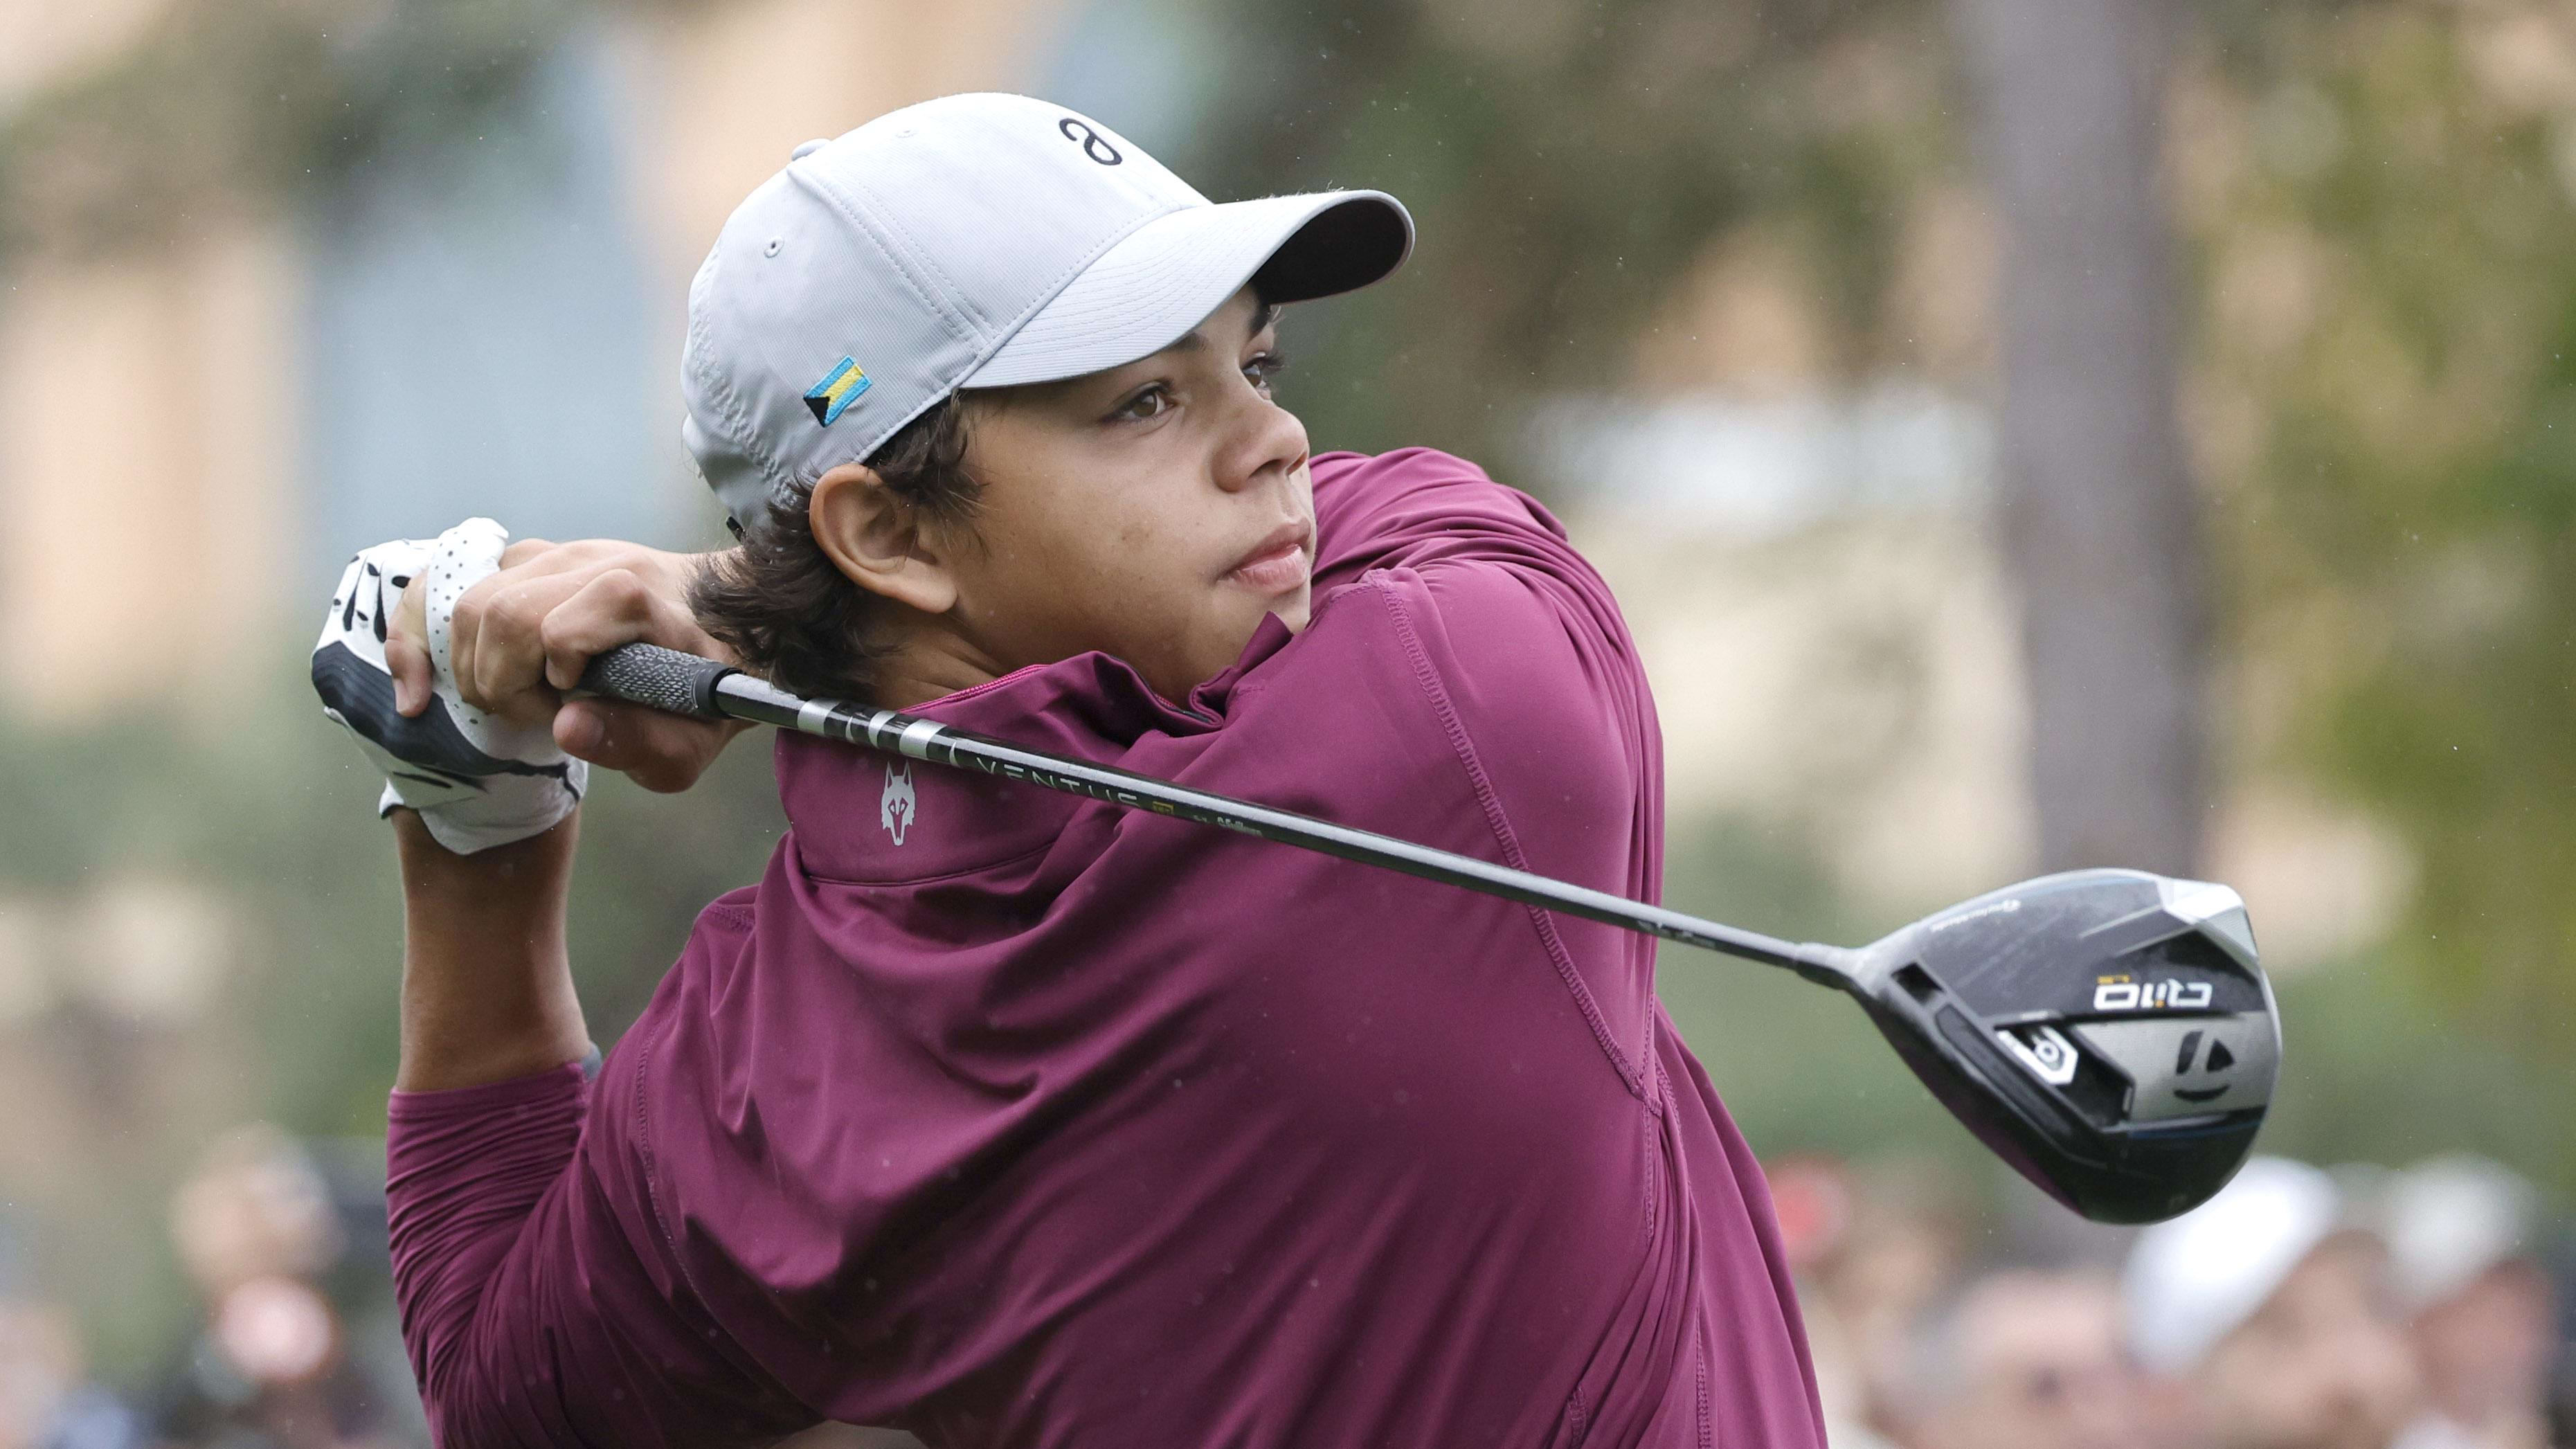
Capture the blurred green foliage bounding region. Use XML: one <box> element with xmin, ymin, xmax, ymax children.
<box><xmin>0</xmin><ymin>658</ymin><xmax>784</xmax><ymax>1373</ymax></box>
<box><xmin>0</xmin><ymin>0</ymin><xmax>597</xmax><ymax>260</ymax></box>
<box><xmin>1175</xmin><ymin>0</ymin><xmax>1950</xmax><ymax>469</ymax></box>
<box><xmin>2187</xmin><ymin>6</ymin><xmax>2576</xmax><ymax>1054</ymax></box>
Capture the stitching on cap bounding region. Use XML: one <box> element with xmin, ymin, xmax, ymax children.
<box><xmin>685</xmin><ymin>260</ymin><xmax>795</xmax><ymax>505</ymax></box>
<box><xmin>694</xmin><ymin>360</ymin><xmax>776</xmax><ymax>488</ymax></box>
<box><xmin>716</xmin><ymin>172</ymin><xmax>1193</xmax><ymax>494</ymax></box>
<box><xmin>799</xmin><ymin>170</ymin><xmax>978</xmax><ymax>345</ymax></box>
<box><xmin>975</xmin><ymin>193</ymin><xmax>1358</xmax><ymax>384</ymax></box>
<box><xmin>787</xmin><ymin>172</ymin><xmax>991</xmax><ymax>469</ymax></box>
<box><xmin>968</xmin><ymin>199</ymin><xmax>1195</xmax><ymax>375</ymax></box>
<box><xmin>821</xmin><ymin>190</ymin><xmax>1195</xmax><ymax>460</ymax></box>
<box><xmin>837</xmin><ymin>171</ymin><xmax>992</xmax><ymax>336</ymax></box>
<box><xmin>687</xmin><ymin>254</ymin><xmax>773</xmax><ymax>475</ymax></box>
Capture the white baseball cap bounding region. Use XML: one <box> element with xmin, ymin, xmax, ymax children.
<box><xmin>681</xmin><ymin>92</ymin><xmax>1414</xmax><ymax>534</ymax></box>
<box><xmin>2123</xmin><ymin>1155</ymin><xmax>2345</xmax><ymax>1374</ymax></box>
<box><xmin>2381</xmin><ymin>1154</ymin><xmax>2539</xmax><ymax>1310</ymax></box>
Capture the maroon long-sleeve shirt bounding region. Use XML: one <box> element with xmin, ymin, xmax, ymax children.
<box><xmin>384</xmin><ymin>449</ymin><xmax>1825</xmax><ymax>1448</ymax></box>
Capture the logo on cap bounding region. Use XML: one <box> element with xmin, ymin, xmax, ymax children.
<box><xmin>1056</xmin><ymin>117</ymin><xmax>1123</xmax><ymax>165</ymax></box>
<box><xmin>804</xmin><ymin>357</ymin><xmax>872</xmax><ymax>425</ymax></box>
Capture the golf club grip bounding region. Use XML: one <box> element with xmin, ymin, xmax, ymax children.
<box><xmin>579</xmin><ymin>642</ymin><xmax>735</xmax><ymax>720</ymax></box>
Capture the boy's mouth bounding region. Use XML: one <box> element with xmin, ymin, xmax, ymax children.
<box><xmin>1223</xmin><ymin>522</ymin><xmax>1313</xmax><ymax>595</ymax></box>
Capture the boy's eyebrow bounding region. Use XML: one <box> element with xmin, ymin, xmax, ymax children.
<box><xmin>1161</xmin><ymin>303</ymin><xmax>1284</xmax><ymax>357</ymax></box>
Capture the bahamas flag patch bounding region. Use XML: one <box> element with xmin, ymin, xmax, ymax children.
<box><xmin>804</xmin><ymin>357</ymin><xmax>872</xmax><ymax>425</ymax></box>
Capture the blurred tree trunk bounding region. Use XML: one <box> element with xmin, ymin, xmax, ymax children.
<box><xmin>1952</xmin><ymin>0</ymin><xmax>2208</xmax><ymax>875</ymax></box>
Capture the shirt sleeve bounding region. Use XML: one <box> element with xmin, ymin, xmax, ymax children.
<box><xmin>1306</xmin><ymin>447</ymin><xmax>1657</xmax><ymax>782</ymax></box>
<box><xmin>1313</xmin><ymin>448</ymin><xmax>1598</xmax><ymax>592</ymax></box>
<box><xmin>1295</xmin><ymin>448</ymin><xmax>1668</xmax><ymax>1089</ymax></box>
<box><xmin>386</xmin><ymin>1060</ymin><xmax>813</xmax><ymax>1448</ymax></box>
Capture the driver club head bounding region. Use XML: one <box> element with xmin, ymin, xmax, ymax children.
<box><xmin>1830</xmin><ymin>869</ymin><xmax>2278</xmax><ymax>1225</ymax></box>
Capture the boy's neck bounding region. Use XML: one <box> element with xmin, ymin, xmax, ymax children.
<box><xmin>867</xmin><ymin>615</ymin><xmax>1010</xmax><ymax>710</ymax></box>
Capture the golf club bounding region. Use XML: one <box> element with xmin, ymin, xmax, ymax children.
<box><xmin>579</xmin><ymin>642</ymin><xmax>2278</xmax><ymax>1223</ymax></box>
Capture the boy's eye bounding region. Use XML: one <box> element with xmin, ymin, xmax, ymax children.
<box><xmin>1244</xmin><ymin>350</ymin><xmax>1290</xmax><ymax>393</ymax></box>
<box><xmin>1111</xmin><ymin>385</ymin><xmax>1173</xmax><ymax>422</ymax></box>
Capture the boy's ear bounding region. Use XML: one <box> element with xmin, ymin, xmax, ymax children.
<box><xmin>809</xmin><ymin>462</ymin><xmax>961</xmax><ymax>615</ymax></box>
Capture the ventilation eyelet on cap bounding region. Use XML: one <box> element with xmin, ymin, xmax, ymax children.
<box><xmin>764</xmin><ymin>238</ymin><xmax>782</xmax><ymax>258</ymax></box>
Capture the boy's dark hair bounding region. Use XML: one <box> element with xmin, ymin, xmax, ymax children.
<box><xmin>690</xmin><ymin>395</ymin><xmax>983</xmax><ymax>703</ymax></box>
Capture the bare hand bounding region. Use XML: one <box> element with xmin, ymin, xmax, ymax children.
<box><xmin>386</xmin><ymin>539</ymin><xmax>750</xmax><ymax>793</ymax></box>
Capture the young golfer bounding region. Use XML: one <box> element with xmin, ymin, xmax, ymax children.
<box><xmin>316</xmin><ymin>93</ymin><xmax>1825</xmax><ymax>1447</ymax></box>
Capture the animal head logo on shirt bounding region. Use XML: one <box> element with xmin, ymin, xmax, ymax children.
<box><xmin>880</xmin><ymin>762</ymin><xmax>918</xmax><ymax>845</ymax></box>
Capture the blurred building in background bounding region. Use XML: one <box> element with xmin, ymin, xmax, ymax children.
<box><xmin>0</xmin><ymin>0</ymin><xmax>1062</xmax><ymax>721</ymax></box>
<box><xmin>0</xmin><ymin>2</ymin><xmax>293</xmax><ymax>720</ymax></box>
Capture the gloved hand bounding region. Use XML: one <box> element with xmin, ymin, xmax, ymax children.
<box><xmin>312</xmin><ymin>518</ymin><xmax>588</xmax><ymax>855</ymax></box>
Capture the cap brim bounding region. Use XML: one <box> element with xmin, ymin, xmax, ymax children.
<box><xmin>962</xmin><ymin>190</ymin><xmax>1412</xmax><ymax>388</ymax></box>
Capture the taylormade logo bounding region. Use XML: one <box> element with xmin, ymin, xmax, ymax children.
<box><xmin>2092</xmin><ymin>978</ymin><xmax>2214</xmax><ymax>1012</ymax></box>
<box><xmin>881</xmin><ymin>762</ymin><xmax>917</xmax><ymax>845</ymax></box>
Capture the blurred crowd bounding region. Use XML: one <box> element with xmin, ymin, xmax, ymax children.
<box><xmin>0</xmin><ymin>1127</ymin><xmax>423</xmax><ymax>1449</ymax></box>
<box><xmin>0</xmin><ymin>1130</ymin><xmax>2556</xmax><ymax>1448</ymax></box>
<box><xmin>1781</xmin><ymin>1153</ymin><xmax>2571</xmax><ymax>1449</ymax></box>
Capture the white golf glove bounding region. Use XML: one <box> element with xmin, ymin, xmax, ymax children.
<box><xmin>312</xmin><ymin>517</ymin><xmax>588</xmax><ymax>855</ymax></box>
